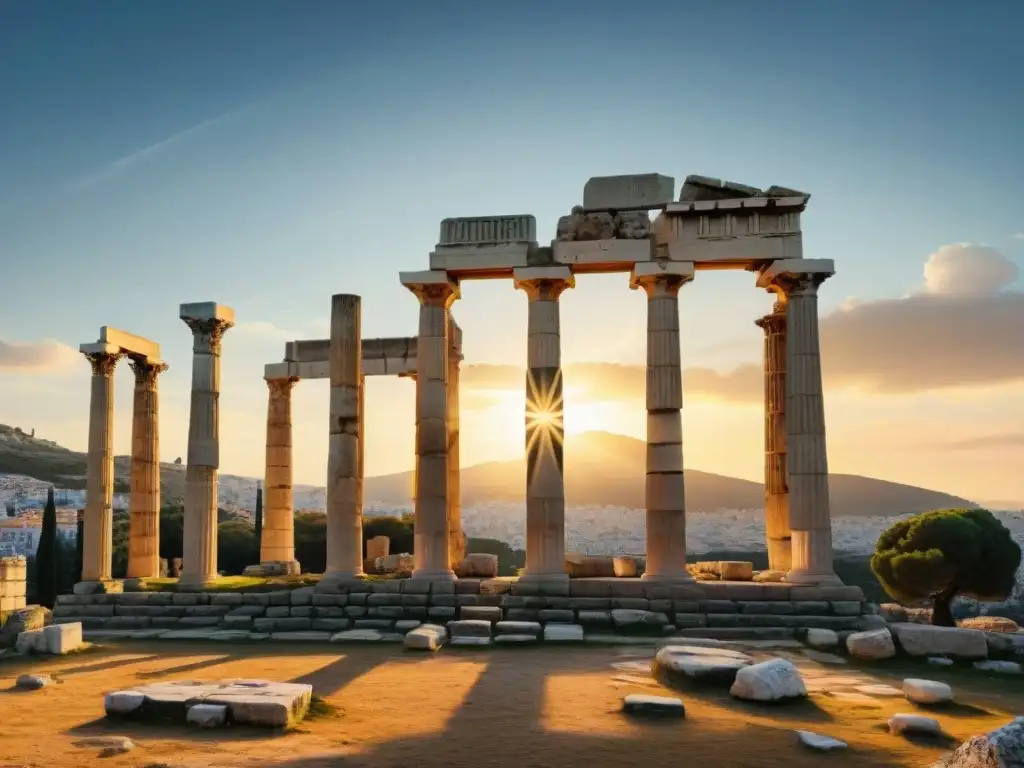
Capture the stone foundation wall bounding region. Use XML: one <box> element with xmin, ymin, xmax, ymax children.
<box><xmin>54</xmin><ymin>578</ymin><xmax>882</xmax><ymax>640</ymax></box>
<box><xmin>0</xmin><ymin>556</ymin><xmax>27</xmax><ymax>618</ymax></box>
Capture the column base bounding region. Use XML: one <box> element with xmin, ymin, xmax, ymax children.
<box><xmin>641</xmin><ymin>572</ymin><xmax>695</xmax><ymax>583</ymax></box>
<box><xmin>411</xmin><ymin>568</ymin><xmax>457</xmax><ymax>581</ymax></box>
<box><xmin>177</xmin><ymin>574</ymin><xmax>222</xmax><ymax>590</ymax></box>
<box><xmin>243</xmin><ymin>561</ymin><xmax>301</xmax><ymax>577</ymax></box>
<box><xmin>785</xmin><ymin>569</ymin><xmax>843</xmax><ymax>586</ymax></box>
<box><xmin>321</xmin><ymin>570</ymin><xmax>365</xmax><ymax>584</ymax></box>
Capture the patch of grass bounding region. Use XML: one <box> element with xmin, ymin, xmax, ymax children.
<box><xmin>305</xmin><ymin>695</ymin><xmax>340</xmax><ymax>721</ymax></box>
<box><xmin>133</xmin><ymin>574</ymin><xmax>321</xmax><ymax>593</ymax></box>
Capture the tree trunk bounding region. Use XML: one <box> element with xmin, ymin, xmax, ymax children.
<box><xmin>931</xmin><ymin>589</ymin><xmax>957</xmax><ymax>627</ymax></box>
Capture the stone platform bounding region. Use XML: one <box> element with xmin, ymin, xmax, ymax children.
<box><xmin>54</xmin><ymin>577</ymin><xmax>882</xmax><ymax>643</ymax></box>
<box><xmin>105</xmin><ymin>679</ymin><xmax>312</xmax><ymax>728</ymax></box>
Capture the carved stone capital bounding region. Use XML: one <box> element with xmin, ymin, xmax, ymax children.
<box><xmin>771</xmin><ymin>271</ymin><xmax>830</xmax><ymax>298</ymax></box>
<box><xmin>129</xmin><ymin>357</ymin><xmax>169</xmax><ymax>388</ymax></box>
<box><xmin>266</xmin><ymin>377</ymin><xmax>299</xmax><ymax>397</ymax></box>
<box><xmin>633</xmin><ymin>272</ymin><xmax>693</xmax><ymax>299</ymax></box>
<box><xmin>83</xmin><ymin>351</ymin><xmax>122</xmax><ymax>377</ymax></box>
<box><xmin>515</xmin><ymin>277</ymin><xmax>574</xmax><ymax>302</ymax></box>
<box><xmin>755</xmin><ymin>302</ymin><xmax>787</xmax><ymax>334</ymax></box>
<box><xmin>183</xmin><ymin>317</ymin><xmax>234</xmax><ymax>354</ymax></box>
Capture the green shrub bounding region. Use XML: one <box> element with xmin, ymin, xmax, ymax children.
<box><xmin>871</xmin><ymin>508</ymin><xmax>1021</xmax><ymax>626</ymax></box>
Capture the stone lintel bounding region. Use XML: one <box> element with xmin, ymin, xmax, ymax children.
<box><xmin>512</xmin><ymin>265</ymin><xmax>574</xmax><ymax>290</ymax></box>
<box><xmin>79</xmin><ymin>342</ymin><xmax>120</xmax><ymax>356</ymax></box>
<box><xmin>438</xmin><ymin>215</ymin><xmax>536</xmax><ymax>247</ymax></box>
<box><xmin>756</xmin><ymin>259</ymin><xmax>835</xmax><ymax>289</ymax></box>
<box><xmin>100</xmin><ymin>327</ymin><xmax>160</xmax><ymax>360</ymax></box>
<box><xmin>429</xmin><ymin>242</ymin><xmax>532</xmax><ymax>276</ymax></box>
<box><xmin>582</xmin><ymin>173</ymin><xmax>675</xmax><ymax>212</ymax></box>
<box><xmin>265</xmin><ymin>355</ymin><xmax>416</xmax><ymax>381</ymax></box>
<box><xmin>552</xmin><ymin>239</ymin><xmax>653</xmax><ymax>272</ymax></box>
<box><xmin>285</xmin><ymin>337</ymin><xmax>416</xmax><ymax>364</ymax></box>
<box><xmin>629</xmin><ymin>261</ymin><xmax>695</xmax><ymax>289</ymax></box>
<box><xmin>179</xmin><ymin>302</ymin><xmax>236</xmax><ymax>324</ymax></box>
<box><xmin>665</xmin><ymin>196</ymin><xmax>809</xmax><ymax>215</ymax></box>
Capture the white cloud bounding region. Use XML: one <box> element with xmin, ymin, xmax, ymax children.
<box><xmin>0</xmin><ymin>339</ymin><xmax>78</xmax><ymax>372</ymax></box>
<box><xmin>923</xmin><ymin>243</ymin><xmax>1019</xmax><ymax>295</ymax></box>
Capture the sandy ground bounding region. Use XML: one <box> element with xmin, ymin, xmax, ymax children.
<box><xmin>0</xmin><ymin>641</ymin><xmax>1021</xmax><ymax>768</ymax></box>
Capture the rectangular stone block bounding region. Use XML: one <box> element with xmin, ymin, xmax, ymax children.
<box><xmin>788</xmin><ymin>586</ymin><xmax>864</xmax><ymax>602</ymax></box>
<box><xmin>461</xmin><ymin>606</ymin><xmax>502</xmax><ymax>622</ymax></box>
<box><xmin>791</xmin><ymin>601</ymin><xmax>830</xmax><ymax>615</ymax></box>
<box><xmin>367</xmin><ymin>593</ymin><xmax>403</xmax><ymax>606</ymax></box>
<box><xmin>505</xmin><ymin>608</ymin><xmax>539</xmax><ymax>622</ymax></box>
<box><xmin>673</xmin><ymin>614</ymin><xmax>707</xmax><ymax>629</ymax></box>
<box><xmin>831</xmin><ymin>601</ymin><xmax>864</xmax><ymax>616</ymax></box>
<box><xmin>266</xmin><ymin>606</ymin><xmax>290</xmax><ymax>618</ymax></box>
<box><xmin>438</xmin><ymin>215</ymin><xmax>536</xmax><ymax>246</ymax></box>
<box><xmin>611</xmin><ymin>598</ymin><xmax>649</xmax><ymax>611</ymax></box>
<box><xmin>553</xmin><ymin>239</ymin><xmax>652</xmax><ymax>271</ymax></box>
<box><xmin>427</xmin><ymin>606</ymin><xmax>456</xmax><ymax>620</ymax></box>
<box><xmin>274</xmin><ymin>618</ymin><xmax>313</xmax><ymax>631</ymax></box>
<box><xmin>42</xmin><ymin>622</ymin><xmax>83</xmax><ymax>654</ymax></box>
<box><xmin>179</xmin><ymin>301</ymin><xmax>235</xmax><ymax>324</ymax></box>
<box><xmin>344</xmin><ymin>606</ymin><xmax>367</xmax><ymax>617</ymax></box>
<box><xmin>312</xmin><ymin>618</ymin><xmax>350</xmax><ymax>631</ymax></box>
<box><xmin>219</xmin><ymin>616</ymin><xmax>253</xmax><ymax>629</ymax></box>
<box><xmin>700</xmin><ymin>600</ymin><xmax>738</xmax><ymax>614</ymax></box>
<box><xmin>100</xmin><ymin>326</ymin><xmax>159</xmax><ymax>360</ymax></box>
<box><xmin>354</xmin><ymin>619</ymin><xmax>394</xmax><ymax>630</ymax></box>
<box><xmin>583</xmin><ymin>174</ymin><xmax>675</xmax><ymax>211</ymax></box>
<box><xmin>290</xmin><ymin>607</ymin><xmax>313</xmax><ymax>618</ymax></box>
<box><xmin>368</xmin><ymin>606</ymin><xmax>404</xmax><ymax>619</ymax></box>
<box><xmin>737</xmin><ymin>601</ymin><xmax>795</xmax><ymax>615</ymax></box>
<box><xmin>178</xmin><ymin>616</ymin><xmax>220</xmax><ymax>627</ymax></box>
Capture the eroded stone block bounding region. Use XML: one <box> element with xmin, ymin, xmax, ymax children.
<box><xmin>583</xmin><ymin>174</ymin><xmax>674</xmax><ymax>211</ymax></box>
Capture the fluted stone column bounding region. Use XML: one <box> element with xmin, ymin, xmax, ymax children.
<box><xmin>325</xmin><ymin>294</ymin><xmax>364</xmax><ymax>579</ymax></box>
<box><xmin>447</xmin><ymin>317</ymin><xmax>465</xmax><ymax>569</ymax></box>
<box><xmin>756</xmin><ymin>303</ymin><xmax>791</xmax><ymax>572</ymax></box>
<box><xmin>514</xmin><ymin>266</ymin><xmax>574</xmax><ymax>581</ymax></box>
<box><xmin>179</xmin><ymin>303</ymin><xmax>235</xmax><ymax>588</ymax></box>
<box><xmin>631</xmin><ymin>262</ymin><xmax>695</xmax><ymax>582</ymax></box>
<box><xmin>126</xmin><ymin>357</ymin><xmax>168</xmax><ymax>579</ymax></box>
<box><xmin>79</xmin><ymin>345</ymin><xmax>122</xmax><ymax>583</ymax></box>
<box><xmin>402</xmin><ymin>270</ymin><xmax>459</xmax><ymax>580</ymax></box>
<box><xmin>262</xmin><ymin>376</ymin><xmax>300</xmax><ymax>571</ymax></box>
<box><xmin>759</xmin><ymin>259</ymin><xmax>839</xmax><ymax>585</ymax></box>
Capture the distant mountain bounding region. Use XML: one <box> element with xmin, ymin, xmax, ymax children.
<box><xmin>0</xmin><ymin>424</ymin><xmax>978</xmax><ymax>517</ymax></box>
<box><xmin>363</xmin><ymin>431</ymin><xmax>979</xmax><ymax>518</ymax></box>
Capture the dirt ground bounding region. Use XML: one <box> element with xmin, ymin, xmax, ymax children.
<box><xmin>0</xmin><ymin>641</ymin><xmax>1021</xmax><ymax>768</ymax></box>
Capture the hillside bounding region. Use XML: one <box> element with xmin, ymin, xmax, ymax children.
<box><xmin>0</xmin><ymin>425</ymin><xmax>978</xmax><ymax>516</ymax></box>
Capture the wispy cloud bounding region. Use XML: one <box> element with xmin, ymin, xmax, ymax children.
<box><xmin>65</xmin><ymin>105</ymin><xmax>252</xmax><ymax>193</ymax></box>
<box><xmin>1013</xmin><ymin>232</ymin><xmax>1024</xmax><ymax>241</ymax></box>
<box><xmin>0</xmin><ymin>339</ymin><xmax>78</xmax><ymax>373</ymax></box>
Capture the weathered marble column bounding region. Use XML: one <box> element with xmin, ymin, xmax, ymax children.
<box><xmin>179</xmin><ymin>302</ymin><xmax>235</xmax><ymax>588</ymax></box>
<box><xmin>758</xmin><ymin>259</ymin><xmax>840</xmax><ymax>585</ymax></box>
<box><xmin>79</xmin><ymin>344</ymin><xmax>122</xmax><ymax>583</ymax></box>
<box><xmin>325</xmin><ymin>294</ymin><xmax>364</xmax><ymax>579</ymax></box>
<box><xmin>126</xmin><ymin>356</ymin><xmax>168</xmax><ymax>579</ymax></box>
<box><xmin>514</xmin><ymin>266</ymin><xmax>574</xmax><ymax>581</ymax></box>
<box><xmin>630</xmin><ymin>262</ymin><xmax>695</xmax><ymax>582</ymax></box>
<box><xmin>756</xmin><ymin>303</ymin><xmax>791</xmax><ymax>572</ymax></box>
<box><xmin>401</xmin><ymin>270</ymin><xmax>459</xmax><ymax>580</ymax></box>
<box><xmin>447</xmin><ymin>317</ymin><xmax>465</xmax><ymax>569</ymax></box>
<box><xmin>262</xmin><ymin>376</ymin><xmax>300</xmax><ymax>572</ymax></box>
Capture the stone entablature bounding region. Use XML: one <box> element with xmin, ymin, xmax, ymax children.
<box><xmin>51</xmin><ymin>580</ymin><xmax>875</xmax><ymax>640</ymax></box>
<box><xmin>0</xmin><ymin>555</ymin><xmax>27</xmax><ymax>616</ymax></box>
<box><xmin>430</xmin><ymin>215</ymin><xmax>539</xmax><ymax>276</ymax></box>
<box><xmin>265</xmin><ymin>336</ymin><xmax>420</xmax><ymax>380</ymax></box>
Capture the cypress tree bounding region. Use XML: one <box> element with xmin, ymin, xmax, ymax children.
<box><xmin>36</xmin><ymin>487</ymin><xmax>58</xmax><ymax>608</ymax></box>
<box><xmin>254</xmin><ymin>482</ymin><xmax>263</xmax><ymax>562</ymax></box>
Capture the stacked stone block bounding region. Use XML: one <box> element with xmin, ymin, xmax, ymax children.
<box><xmin>50</xmin><ymin>579</ymin><xmax>877</xmax><ymax>641</ymax></box>
<box><xmin>0</xmin><ymin>556</ymin><xmax>27</xmax><ymax>617</ymax></box>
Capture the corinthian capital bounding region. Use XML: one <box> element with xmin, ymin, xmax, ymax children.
<box><xmin>179</xmin><ymin>302</ymin><xmax>236</xmax><ymax>354</ymax></box>
<box><xmin>129</xmin><ymin>357</ymin><xmax>169</xmax><ymax>388</ymax></box>
<box><xmin>82</xmin><ymin>350</ymin><xmax>122</xmax><ymax>376</ymax></box>
<box><xmin>756</xmin><ymin>258</ymin><xmax>834</xmax><ymax>299</ymax></box>
<box><xmin>400</xmin><ymin>270</ymin><xmax>460</xmax><ymax>308</ymax></box>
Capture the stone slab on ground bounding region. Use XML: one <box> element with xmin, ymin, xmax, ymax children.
<box><xmin>621</xmin><ymin>694</ymin><xmax>685</xmax><ymax>718</ymax></box>
<box><xmin>653</xmin><ymin>645</ymin><xmax>751</xmax><ymax>688</ymax></box>
<box><xmin>331</xmin><ymin>629</ymin><xmax>402</xmax><ymax>643</ymax></box>
<box><xmin>973</xmin><ymin>660</ymin><xmax>1023</xmax><ymax>675</ymax></box>
<box><xmin>404</xmin><ymin>624</ymin><xmax>447</xmax><ymax>651</ymax></box>
<box><xmin>104</xmin><ymin>679</ymin><xmax>313</xmax><ymax>728</ymax></box>
<box><xmin>448</xmin><ymin>619</ymin><xmax>492</xmax><ymax>638</ymax></box>
<box><xmin>796</xmin><ymin>730</ymin><xmax>848</xmax><ymax>751</ymax></box>
<box><xmin>846</xmin><ymin>628</ymin><xmax>896</xmax><ymax>660</ymax></box>
<box><xmin>891</xmin><ymin>623</ymin><xmax>988</xmax><ymax>659</ymax></box>
<box><xmin>495</xmin><ymin>620</ymin><xmax>542</xmax><ymax>637</ymax></box>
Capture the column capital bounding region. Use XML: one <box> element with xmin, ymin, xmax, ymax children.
<box><xmin>79</xmin><ymin>343</ymin><xmax>123</xmax><ymax>376</ymax></box>
<box><xmin>629</xmin><ymin>261</ymin><xmax>695</xmax><ymax>298</ymax></box>
<box><xmin>265</xmin><ymin>376</ymin><xmax>299</xmax><ymax>395</ymax></box>
<box><xmin>400</xmin><ymin>270</ymin><xmax>460</xmax><ymax>308</ymax></box>
<box><xmin>513</xmin><ymin>266</ymin><xmax>574</xmax><ymax>301</ymax></box>
<box><xmin>129</xmin><ymin>356</ymin><xmax>169</xmax><ymax>387</ymax></box>
<box><xmin>755</xmin><ymin>303</ymin><xmax>787</xmax><ymax>333</ymax></box>
<box><xmin>756</xmin><ymin>259</ymin><xmax>834</xmax><ymax>298</ymax></box>
<box><xmin>180</xmin><ymin>302</ymin><xmax>235</xmax><ymax>354</ymax></box>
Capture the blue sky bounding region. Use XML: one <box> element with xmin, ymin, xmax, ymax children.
<box><xmin>1</xmin><ymin>1</ymin><xmax>1022</xmax><ymax>499</ymax></box>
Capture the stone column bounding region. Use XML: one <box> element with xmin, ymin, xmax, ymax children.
<box><xmin>759</xmin><ymin>259</ymin><xmax>839</xmax><ymax>585</ymax></box>
<box><xmin>126</xmin><ymin>356</ymin><xmax>168</xmax><ymax>579</ymax></box>
<box><xmin>401</xmin><ymin>270</ymin><xmax>459</xmax><ymax>580</ymax></box>
<box><xmin>262</xmin><ymin>376</ymin><xmax>300</xmax><ymax>572</ymax></box>
<box><xmin>513</xmin><ymin>266</ymin><xmax>574</xmax><ymax>581</ymax></box>
<box><xmin>630</xmin><ymin>262</ymin><xmax>695</xmax><ymax>582</ymax></box>
<box><xmin>447</xmin><ymin>317</ymin><xmax>465</xmax><ymax>569</ymax></box>
<box><xmin>79</xmin><ymin>344</ymin><xmax>122</xmax><ymax>583</ymax></box>
<box><xmin>325</xmin><ymin>294</ymin><xmax>364</xmax><ymax>579</ymax></box>
<box><xmin>756</xmin><ymin>303</ymin><xmax>791</xmax><ymax>572</ymax></box>
<box><xmin>179</xmin><ymin>303</ymin><xmax>235</xmax><ymax>588</ymax></box>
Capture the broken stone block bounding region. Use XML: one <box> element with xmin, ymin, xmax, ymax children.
<box><xmin>42</xmin><ymin>622</ymin><xmax>83</xmax><ymax>654</ymax></box>
<box><xmin>365</xmin><ymin>535</ymin><xmax>390</xmax><ymax>561</ymax></box>
<box><xmin>613</xmin><ymin>211</ymin><xmax>650</xmax><ymax>240</ymax></box>
<box><xmin>903</xmin><ymin>678</ymin><xmax>953</xmax><ymax>704</ymax></box>
<box><xmin>404</xmin><ymin>624</ymin><xmax>447</xmax><ymax>651</ymax></box>
<box><xmin>932</xmin><ymin>719</ymin><xmax>1024</xmax><ymax>767</ymax></box>
<box><xmin>0</xmin><ymin>604</ymin><xmax>51</xmax><ymax>647</ymax></box>
<box><xmin>583</xmin><ymin>174</ymin><xmax>675</xmax><ymax>211</ymax></box>
<box><xmin>105</xmin><ymin>691</ymin><xmax>145</xmax><ymax>715</ymax></box>
<box><xmin>718</xmin><ymin>561</ymin><xmax>753</xmax><ymax>581</ymax></box>
<box><xmin>888</xmin><ymin>713</ymin><xmax>942</xmax><ymax>736</ymax></box>
<box><xmin>845</xmin><ymin>628</ymin><xmax>895</xmax><ymax>660</ymax></box>
<box><xmin>892</xmin><ymin>624</ymin><xmax>987</xmax><ymax>659</ymax></box>
<box><xmin>653</xmin><ymin>645</ymin><xmax>751</xmax><ymax>688</ymax></box>
<box><xmin>448</xmin><ymin>619</ymin><xmax>492</xmax><ymax>639</ymax></box>
<box><xmin>796</xmin><ymin>730</ymin><xmax>847</xmax><ymax>751</ymax></box>
<box><xmin>678</xmin><ymin>174</ymin><xmax>762</xmax><ymax>202</ymax></box>
<box><xmin>730</xmin><ymin>658</ymin><xmax>807</xmax><ymax>702</ymax></box>
<box><xmin>612</xmin><ymin>557</ymin><xmax>638</xmax><ymax>578</ymax></box>
<box><xmin>454</xmin><ymin>553</ymin><xmax>498</xmax><ymax>578</ymax></box>
<box><xmin>15</xmin><ymin>673</ymin><xmax>50</xmax><ymax>690</ymax></box>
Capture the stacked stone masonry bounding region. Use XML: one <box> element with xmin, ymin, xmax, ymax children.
<box><xmin>0</xmin><ymin>556</ymin><xmax>28</xmax><ymax>616</ymax></box>
<box><xmin>52</xmin><ymin>580</ymin><xmax>877</xmax><ymax>641</ymax></box>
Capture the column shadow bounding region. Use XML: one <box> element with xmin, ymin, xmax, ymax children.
<box><xmin>134</xmin><ymin>654</ymin><xmax>234</xmax><ymax>680</ymax></box>
<box><xmin>290</xmin><ymin>652</ymin><xmax>384</xmax><ymax>698</ymax></box>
